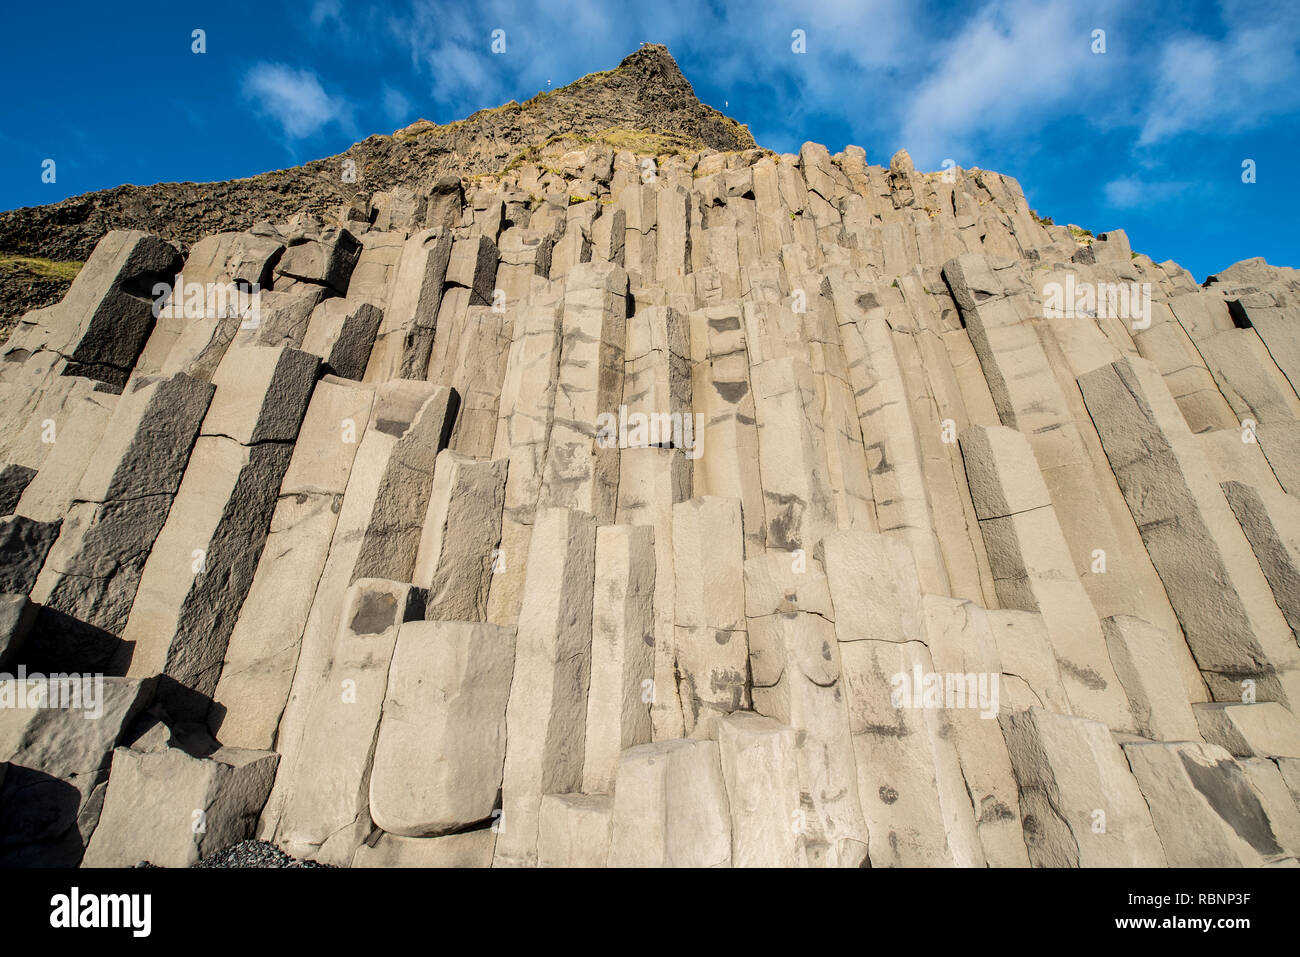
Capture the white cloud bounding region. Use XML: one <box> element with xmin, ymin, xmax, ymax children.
<box><xmin>397</xmin><ymin>0</ymin><xmax>630</xmax><ymax>107</ymax></box>
<box><xmin>243</xmin><ymin>63</ymin><xmax>350</xmax><ymax>140</ymax></box>
<box><xmin>1104</xmin><ymin>175</ymin><xmax>1191</xmax><ymax>208</ymax></box>
<box><xmin>1139</xmin><ymin>15</ymin><xmax>1300</xmax><ymax>144</ymax></box>
<box><xmin>896</xmin><ymin>0</ymin><xmax>1112</xmax><ymax>166</ymax></box>
<box><xmin>310</xmin><ymin>0</ymin><xmax>342</xmax><ymax>28</ymax></box>
<box><xmin>383</xmin><ymin>87</ymin><xmax>412</xmax><ymax>123</ymax></box>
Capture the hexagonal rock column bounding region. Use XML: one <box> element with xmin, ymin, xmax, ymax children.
<box><xmin>209</xmin><ymin>376</ymin><xmax>375</xmax><ymax>750</ymax></box>
<box><xmin>364</xmin><ymin>228</ymin><xmax>453</xmax><ymax>382</ymax></box>
<box><xmin>35</xmin><ymin>230</ymin><xmax>181</xmax><ymax>389</ymax></box>
<box><xmin>614</xmin><ymin>446</ymin><xmax>691</xmax><ymax>741</ymax></box>
<box><xmin>82</xmin><ymin>744</ymin><xmax>278</xmax><ymax>868</ymax></box>
<box><xmin>1122</xmin><ymin>740</ymin><xmax>1287</xmax><ymax>866</ymax></box>
<box><xmin>0</xmin><ymin>465</ymin><xmax>35</xmax><ymax>516</ymax></box>
<box><xmin>959</xmin><ymin>424</ymin><xmax>1135</xmax><ymax>731</ymax></box>
<box><xmin>259</xmin><ymin>381</ymin><xmax>453</xmax><ymax>839</ymax></box>
<box><xmin>486</xmin><ymin>294</ymin><xmax>563</xmax><ymax>626</ymax></box>
<box><xmin>369</xmin><ymin>620</ymin><xmax>516</xmax><ymax>837</ymax></box>
<box><xmin>1100</xmin><ymin>615</ymin><xmax>1202</xmax><ymax>741</ymax></box>
<box><xmin>12</xmin><ymin>389</ymin><xmax>118</xmax><ymax>523</ymax></box>
<box><xmin>921</xmin><ymin>595</ymin><xmax>1031</xmax><ymax>868</ymax></box>
<box><xmin>999</xmin><ymin>708</ymin><xmax>1167</xmax><ymax>867</ymax></box>
<box><xmin>274</xmin><ymin>579</ymin><xmax>426</xmax><ymax>865</ymax></box>
<box><xmin>1078</xmin><ymin>357</ymin><xmax>1300</xmax><ymax>708</ymax></box>
<box><xmin>837</xmin><ymin>314</ymin><xmax>950</xmax><ymax>595</ymax></box>
<box><xmin>434</xmin><ymin>307</ymin><xmax>513</xmax><ymax>458</ymax></box>
<box><xmin>0</xmin><ymin>515</ymin><xmax>60</xmax><ymax>596</ymax></box>
<box><xmin>821</xmin><ymin>529</ymin><xmax>984</xmax><ymax>866</ymax></box>
<box><xmin>750</xmin><ymin>356</ymin><xmax>836</xmax><ymax>554</ymax></box>
<box><xmin>743</xmin><ymin>549</ymin><xmax>868</xmax><ymax>867</ymax></box>
<box><xmin>945</xmin><ymin>254</ymin><xmax>1188</xmax><ymax>659</ymax></box>
<box><xmin>608</xmin><ymin>739</ymin><xmax>731</xmax><ymax>868</ymax></box>
<box><xmin>1192</xmin><ymin>702</ymin><xmax>1300</xmax><ymax>760</ymax></box>
<box><xmin>537</xmin><ymin>793</ymin><xmax>612</xmax><ymax>868</ymax></box>
<box><xmin>537</xmin><ymin>261</ymin><xmax>628</xmax><ymax>524</ymax></box>
<box><xmin>26</xmin><ymin>373</ymin><xmax>214</xmax><ymax>672</ymax></box>
<box><xmin>117</xmin><ymin>345</ymin><xmax>320</xmax><ymax>716</ymax></box>
<box><xmin>350</xmin><ymin>385</ymin><xmax>459</xmax><ymax>584</ymax></box>
<box><xmin>300</xmin><ymin>298</ymin><xmax>383</xmax><ymax>380</ymax></box>
<box><xmin>412</xmin><ymin>450</ymin><xmax>507</xmax><ymax>622</ymax></box>
<box><xmin>987</xmin><ymin>609</ymin><xmax>1073</xmax><ymax>714</ymax></box>
<box><xmin>493</xmin><ymin>507</ymin><xmax>596</xmax><ymax>868</ymax></box>
<box><xmin>715</xmin><ymin>712</ymin><xmax>803</xmax><ymax>867</ymax></box>
<box><xmin>581</xmin><ymin>524</ymin><xmax>656</xmax><ymax>794</ymax></box>
<box><xmin>0</xmin><ymin>676</ymin><xmax>154</xmax><ymax>866</ymax></box>
<box><xmin>345</xmin><ymin>231</ymin><xmax>405</xmax><ymax>305</ymax></box>
<box><xmin>1221</xmin><ymin>480</ymin><xmax>1300</xmax><ymax>644</ymax></box>
<box><xmin>672</xmin><ymin>496</ymin><xmax>750</xmax><ymax>738</ymax></box>
<box><xmin>691</xmin><ymin>301</ymin><xmax>765</xmax><ymax>551</ymax></box>
<box><xmin>273</xmin><ymin>226</ymin><xmax>360</xmax><ymax>296</ymax></box>
<box><xmin>137</xmin><ymin>229</ymin><xmax>284</xmax><ymax>380</ymax></box>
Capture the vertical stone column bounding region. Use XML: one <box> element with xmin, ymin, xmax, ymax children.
<box><xmin>487</xmin><ymin>292</ymin><xmax>563</xmax><ymax>625</ymax></box>
<box><xmin>1079</xmin><ymin>358</ymin><xmax>1300</xmax><ymax>708</ymax></box>
<box><xmin>821</xmin><ymin>529</ymin><xmax>985</xmax><ymax>866</ymax></box>
<box><xmin>411</xmin><ymin>450</ymin><xmax>507</xmax><ymax>622</ymax></box>
<box><xmin>275</xmin><ymin>579</ymin><xmax>426</xmax><ymax>864</ymax></box>
<box><xmin>743</xmin><ymin>550</ymin><xmax>869</xmax><ymax>866</ymax></box>
<box><xmin>363</xmin><ymin>227</ymin><xmax>452</xmax><ymax>382</ymax></box>
<box><xmin>210</xmin><ymin>376</ymin><xmax>375</xmax><ymax>749</ymax></box>
<box><xmin>538</xmin><ymin>262</ymin><xmax>628</xmax><ymax>524</ymax></box>
<box><xmin>494</xmin><ymin>507</ymin><xmax>596</xmax><ymax>867</ymax></box>
<box><xmin>672</xmin><ymin>496</ymin><xmax>749</xmax><ymax>737</ymax></box>
<box><xmin>259</xmin><ymin>381</ymin><xmax>454</xmax><ymax>838</ymax></box>
<box><xmin>959</xmin><ymin>424</ymin><xmax>1135</xmax><ymax>731</ymax></box>
<box><xmin>27</xmin><ymin>373</ymin><xmax>214</xmax><ymax>672</ymax></box>
<box><xmin>581</xmin><ymin>524</ymin><xmax>656</xmax><ymax>793</ymax></box>
<box><xmin>119</xmin><ymin>345</ymin><xmax>320</xmax><ymax>715</ymax></box>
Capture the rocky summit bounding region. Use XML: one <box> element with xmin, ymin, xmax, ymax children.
<box><xmin>2</xmin><ymin>44</ymin><xmax>1300</xmax><ymax>870</ymax></box>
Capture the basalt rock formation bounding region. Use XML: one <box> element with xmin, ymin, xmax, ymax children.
<box><xmin>2</xmin><ymin>46</ymin><xmax>1300</xmax><ymax>869</ymax></box>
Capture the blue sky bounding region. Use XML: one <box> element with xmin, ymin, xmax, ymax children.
<box><xmin>1</xmin><ymin>0</ymin><xmax>1296</xmax><ymax>279</ymax></box>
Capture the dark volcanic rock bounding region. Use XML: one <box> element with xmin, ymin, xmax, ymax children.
<box><xmin>0</xmin><ymin>45</ymin><xmax>753</xmax><ymax>271</ymax></box>
<box><xmin>193</xmin><ymin>839</ymin><xmax>332</xmax><ymax>868</ymax></box>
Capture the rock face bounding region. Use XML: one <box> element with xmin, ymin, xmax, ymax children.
<box><xmin>369</xmin><ymin>620</ymin><xmax>516</xmax><ymax>836</ymax></box>
<box><xmin>3</xmin><ymin>44</ymin><xmax>1300</xmax><ymax>869</ymax></box>
<box><xmin>83</xmin><ymin>744</ymin><xmax>278</xmax><ymax>868</ymax></box>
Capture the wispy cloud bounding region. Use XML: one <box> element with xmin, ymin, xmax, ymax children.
<box><xmin>1104</xmin><ymin>175</ymin><xmax>1193</xmax><ymax>209</ymax></box>
<box><xmin>310</xmin><ymin>0</ymin><xmax>343</xmax><ymax>28</ymax></box>
<box><xmin>383</xmin><ymin>87</ymin><xmax>412</xmax><ymax>124</ymax></box>
<box><xmin>242</xmin><ymin>63</ymin><xmax>352</xmax><ymax>140</ymax></box>
<box><xmin>1139</xmin><ymin>13</ymin><xmax>1300</xmax><ymax>144</ymax></box>
<box><xmin>896</xmin><ymin>0</ymin><xmax>1113</xmax><ymax>166</ymax></box>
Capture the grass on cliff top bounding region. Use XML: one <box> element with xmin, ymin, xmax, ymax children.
<box><xmin>522</xmin><ymin>64</ymin><xmax>622</xmax><ymax>107</ymax></box>
<box><xmin>0</xmin><ymin>255</ymin><xmax>83</xmax><ymax>282</ymax></box>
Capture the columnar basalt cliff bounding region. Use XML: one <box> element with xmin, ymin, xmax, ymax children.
<box><xmin>2</xmin><ymin>46</ymin><xmax>1300</xmax><ymax>869</ymax></box>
